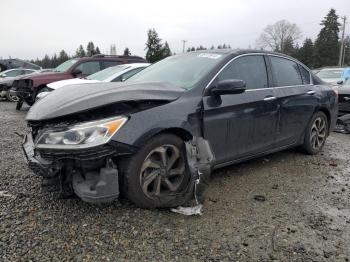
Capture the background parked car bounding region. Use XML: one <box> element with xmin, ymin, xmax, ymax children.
<box><xmin>0</xmin><ymin>69</ymin><xmax>52</xmax><ymax>102</ymax></box>
<box><xmin>315</xmin><ymin>67</ymin><xmax>344</xmax><ymax>84</ymax></box>
<box><xmin>10</xmin><ymin>54</ymin><xmax>147</xmax><ymax>110</ymax></box>
<box><xmin>0</xmin><ymin>68</ymin><xmax>37</xmax><ymax>79</ymax></box>
<box><xmin>36</xmin><ymin>63</ymin><xmax>150</xmax><ymax>100</ymax></box>
<box><xmin>338</xmin><ymin>78</ymin><xmax>350</xmax><ymax>115</ymax></box>
<box><xmin>0</xmin><ymin>58</ymin><xmax>41</xmax><ymax>72</ymax></box>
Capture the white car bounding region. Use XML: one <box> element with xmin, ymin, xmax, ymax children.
<box><xmin>0</xmin><ymin>68</ymin><xmax>37</xmax><ymax>78</ymax></box>
<box><xmin>36</xmin><ymin>63</ymin><xmax>150</xmax><ymax>100</ymax></box>
<box><xmin>316</xmin><ymin>67</ymin><xmax>344</xmax><ymax>84</ymax></box>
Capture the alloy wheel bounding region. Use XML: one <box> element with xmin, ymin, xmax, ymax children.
<box><xmin>140</xmin><ymin>144</ymin><xmax>185</xmax><ymax>199</ymax></box>
<box><xmin>310</xmin><ymin>116</ymin><xmax>327</xmax><ymax>150</ymax></box>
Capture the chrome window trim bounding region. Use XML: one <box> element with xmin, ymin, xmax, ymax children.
<box><xmin>204</xmin><ymin>53</ymin><xmax>267</xmax><ymax>91</ymax></box>
<box><xmin>204</xmin><ymin>52</ymin><xmax>314</xmax><ymax>93</ymax></box>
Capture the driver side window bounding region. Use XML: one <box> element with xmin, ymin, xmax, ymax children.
<box><xmin>217</xmin><ymin>55</ymin><xmax>268</xmax><ymax>90</ymax></box>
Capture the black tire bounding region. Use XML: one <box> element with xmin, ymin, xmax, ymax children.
<box><xmin>16</xmin><ymin>100</ymin><xmax>23</xmax><ymax>110</ymax></box>
<box><xmin>301</xmin><ymin>111</ymin><xmax>329</xmax><ymax>155</ymax></box>
<box><xmin>118</xmin><ymin>134</ymin><xmax>192</xmax><ymax>208</ymax></box>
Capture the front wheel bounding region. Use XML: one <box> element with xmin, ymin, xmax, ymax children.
<box><xmin>301</xmin><ymin>111</ymin><xmax>329</xmax><ymax>155</ymax></box>
<box><xmin>6</xmin><ymin>91</ymin><xmax>19</xmax><ymax>102</ymax></box>
<box><xmin>119</xmin><ymin>134</ymin><xmax>192</xmax><ymax>208</ymax></box>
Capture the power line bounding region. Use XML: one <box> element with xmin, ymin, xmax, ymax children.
<box><xmin>339</xmin><ymin>16</ymin><xmax>347</xmax><ymax>66</ymax></box>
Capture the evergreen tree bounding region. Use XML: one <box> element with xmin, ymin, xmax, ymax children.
<box><xmin>314</xmin><ymin>9</ymin><xmax>340</xmax><ymax>67</ymax></box>
<box><xmin>217</xmin><ymin>45</ymin><xmax>222</xmax><ymax>49</ymax></box>
<box><xmin>145</xmin><ymin>29</ymin><xmax>164</xmax><ymax>63</ymax></box>
<box><xmin>95</xmin><ymin>46</ymin><xmax>101</xmax><ymax>54</ymax></box>
<box><xmin>281</xmin><ymin>36</ymin><xmax>298</xmax><ymax>57</ymax></box>
<box><xmin>191</xmin><ymin>47</ymin><xmax>196</xmax><ymax>51</ymax></box>
<box><xmin>296</xmin><ymin>38</ymin><xmax>315</xmax><ymax>68</ymax></box>
<box><xmin>222</xmin><ymin>44</ymin><xmax>227</xmax><ymax>49</ymax></box>
<box><xmin>75</xmin><ymin>45</ymin><xmax>86</xmax><ymax>58</ymax></box>
<box><xmin>86</xmin><ymin>41</ymin><xmax>96</xmax><ymax>56</ymax></box>
<box><xmin>210</xmin><ymin>45</ymin><xmax>215</xmax><ymax>50</ymax></box>
<box><xmin>162</xmin><ymin>42</ymin><xmax>172</xmax><ymax>58</ymax></box>
<box><xmin>123</xmin><ymin>47</ymin><xmax>131</xmax><ymax>56</ymax></box>
<box><xmin>187</xmin><ymin>47</ymin><xmax>191</xmax><ymax>52</ymax></box>
<box><xmin>58</xmin><ymin>50</ymin><xmax>69</xmax><ymax>64</ymax></box>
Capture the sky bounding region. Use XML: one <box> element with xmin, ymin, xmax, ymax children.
<box><xmin>1</xmin><ymin>0</ymin><xmax>349</xmax><ymax>60</ymax></box>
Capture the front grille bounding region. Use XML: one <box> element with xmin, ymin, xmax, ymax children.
<box><xmin>38</xmin><ymin>145</ymin><xmax>117</xmax><ymax>161</ymax></box>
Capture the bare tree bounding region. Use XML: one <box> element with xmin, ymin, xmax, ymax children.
<box><xmin>257</xmin><ymin>20</ymin><xmax>302</xmax><ymax>52</ymax></box>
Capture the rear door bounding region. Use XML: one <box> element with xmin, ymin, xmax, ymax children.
<box><xmin>268</xmin><ymin>55</ymin><xmax>318</xmax><ymax>147</ymax></box>
<box><xmin>203</xmin><ymin>54</ymin><xmax>279</xmax><ymax>165</ymax></box>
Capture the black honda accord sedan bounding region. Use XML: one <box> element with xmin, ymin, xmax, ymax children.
<box><xmin>23</xmin><ymin>50</ymin><xmax>338</xmax><ymax>208</ymax></box>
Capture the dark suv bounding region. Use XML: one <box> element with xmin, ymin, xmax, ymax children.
<box><xmin>23</xmin><ymin>50</ymin><xmax>337</xmax><ymax>208</ymax></box>
<box><xmin>11</xmin><ymin>55</ymin><xmax>146</xmax><ymax>110</ymax></box>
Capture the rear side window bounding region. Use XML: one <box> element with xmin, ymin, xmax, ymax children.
<box><xmin>102</xmin><ymin>61</ymin><xmax>121</xmax><ymax>69</ymax></box>
<box><xmin>217</xmin><ymin>55</ymin><xmax>268</xmax><ymax>90</ymax></box>
<box><xmin>76</xmin><ymin>61</ymin><xmax>101</xmax><ymax>75</ymax></box>
<box><xmin>6</xmin><ymin>70</ymin><xmax>22</xmax><ymax>77</ymax></box>
<box><xmin>299</xmin><ymin>65</ymin><xmax>311</xmax><ymax>84</ymax></box>
<box><xmin>269</xmin><ymin>56</ymin><xmax>302</xmax><ymax>86</ymax></box>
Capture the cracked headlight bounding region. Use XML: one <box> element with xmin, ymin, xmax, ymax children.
<box><xmin>36</xmin><ymin>116</ymin><xmax>127</xmax><ymax>149</ymax></box>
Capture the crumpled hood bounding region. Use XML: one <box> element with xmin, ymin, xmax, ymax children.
<box><xmin>26</xmin><ymin>81</ymin><xmax>185</xmax><ymax>121</ymax></box>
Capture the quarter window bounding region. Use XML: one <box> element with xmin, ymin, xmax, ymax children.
<box><xmin>75</xmin><ymin>61</ymin><xmax>101</xmax><ymax>75</ymax></box>
<box><xmin>216</xmin><ymin>55</ymin><xmax>268</xmax><ymax>90</ymax></box>
<box><xmin>269</xmin><ymin>56</ymin><xmax>302</xmax><ymax>86</ymax></box>
<box><xmin>299</xmin><ymin>65</ymin><xmax>311</xmax><ymax>84</ymax></box>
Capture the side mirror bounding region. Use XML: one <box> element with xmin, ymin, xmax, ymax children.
<box><xmin>209</xmin><ymin>79</ymin><xmax>246</xmax><ymax>96</ymax></box>
<box><xmin>72</xmin><ymin>68</ymin><xmax>82</xmax><ymax>77</ymax></box>
<box><xmin>337</xmin><ymin>80</ymin><xmax>343</xmax><ymax>85</ymax></box>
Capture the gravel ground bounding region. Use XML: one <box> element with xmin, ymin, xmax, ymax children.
<box><xmin>0</xmin><ymin>101</ymin><xmax>349</xmax><ymax>261</ymax></box>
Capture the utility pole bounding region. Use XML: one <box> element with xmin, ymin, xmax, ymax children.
<box><xmin>339</xmin><ymin>16</ymin><xmax>347</xmax><ymax>66</ymax></box>
<box><xmin>182</xmin><ymin>40</ymin><xmax>187</xmax><ymax>53</ymax></box>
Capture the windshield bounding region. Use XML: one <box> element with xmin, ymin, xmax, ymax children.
<box><xmin>54</xmin><ymin>59</ymin><xmax>78</xmax><ymax>72</ymax></box>
<box><xmin>126</xmin><ymin>52</ymin><xmax>225</xmax><ymax>89</ymax></box>
<box><xmin>316</xmin><ymin>69</ymin><xmax>343</xmax><ymax>79</ymax></box>
<box><xmin>87</xmin><ymin>65</ymin><xmax>129</xmax><ymax>81</ymax></box>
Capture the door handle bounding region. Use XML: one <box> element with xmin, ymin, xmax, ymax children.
<box><xmin>307</xmin><ymin>90</ymin><xmax>316</xmax><ymax>95</ymax></box>
<box><xmin>264</xmin><ymin>96</ymin><xmax>277</xmax><ymax>102</ymax></box>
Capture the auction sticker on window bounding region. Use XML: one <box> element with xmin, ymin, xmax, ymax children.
<box><xmin>197</xmin><ymin>53</ymin><xmax>222</xmax><ymax>59</ymax></box>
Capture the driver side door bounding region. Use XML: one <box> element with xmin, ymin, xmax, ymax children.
<box><xmin>202</xmin><ymin>54</ymin><xmax>279</xmax><ymax>165</ymax></box>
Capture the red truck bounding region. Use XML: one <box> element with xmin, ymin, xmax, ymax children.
<box><xmin>11</xmin><ymin>54</ymin><xmax>146</xmax><ymax>110</ymax></box>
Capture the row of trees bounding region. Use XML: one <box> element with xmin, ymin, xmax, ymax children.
<box><xmin>186</xmin><ymin>44</ymin><xmax>232</xmax><ymax>52</ymax></box>
<box><xmin>30</xmin><ymin>42</ymin><xmax>134</xmax><ymax>68</ymax></box>
<box><xmin>257</xmin><ymin>9</ymin><xmax>349</xmax><ymax>68</ymax></box>
<box><xmin>29</xmin><ymin>9</ymin><xmax>348</xmax><ymax>69</ymax></box>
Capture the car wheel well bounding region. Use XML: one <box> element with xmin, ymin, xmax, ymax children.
<box><xmin>154</xmin><ymin>128</ymin><xmax>193</xmax><ymax>142</ymax></box>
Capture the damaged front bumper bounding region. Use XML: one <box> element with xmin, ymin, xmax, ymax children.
<box><xmin>22</xmin><ymin>133</ymin><xmax>133</xmax><ymax>204</ymax></box>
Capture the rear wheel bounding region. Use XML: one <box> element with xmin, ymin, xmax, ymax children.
<box><xmin>301</xmin><ymin>111</ymin><xmax>328</xmax><ymax>155</ymax></box>
<box><xmin>119</xmin><ymin>134</ymin><xmax>192</xmax><ymax>208</ymax></box>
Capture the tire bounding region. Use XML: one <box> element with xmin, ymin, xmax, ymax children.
<box><xmin>6</xmin><ymin>91</ymin><xmax>19</xmax><ymax>102</ymax></box>
<box><xmin>301</xmin><ymin>111</ymin><xmax>329</xmax><ymax>155</ymax></box>
<box><xmin>16</xmin><ymin>100</ymin><xmax>23</xmax><ymax>110</ymax></box>
<box><xmin>118</xmin><ymin>134</ymin><xmax>192</xmax><ymax>208</ymax></box>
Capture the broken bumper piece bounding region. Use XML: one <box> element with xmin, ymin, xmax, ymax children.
<box><xmin>22</xmin><ymin>133</ymin><xmax>122</xmax><ymax>204</ymax></box>
<box><xmin>72</xmin><ymin>166</ymin><xmax>119</xmax><ymax>204</ymax></box>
